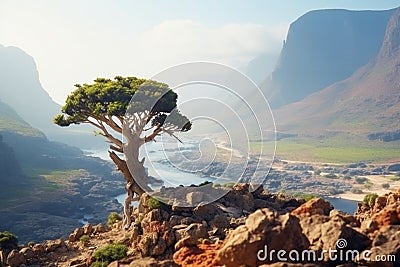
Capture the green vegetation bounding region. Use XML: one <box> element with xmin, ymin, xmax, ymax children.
<box><xmin>107</xmin><ymin>212</ymin><xmax>122</xmax><ymax>225</ymax></box>
<box><xmin>147</xmin><ymin>197</ymin><xmax>161</xmax><ymax>210</ymax></box>
<box><xmin>325</xmin><ymin>173</ymin><xmax>338</xmax><ymax>179</ymax></box>
<box><xmin>390</xmin><ymin>176</ymin><xmax>400</xmax><ymax>182</ymax></box>
<box><xmin>351</xmin><ymin>187</ymin><xmax>363</xmax><ymax>194</ymax></box>
<box><xmin>92</xmin><ymin>244</ymin><xmax>127</xmax><ymax>265</ymax></box>
<box><xmin>221</xmin><ymin>182</ymin><xmax>236</xmax><ymax>188</ymax></box>
<box><xmin>28</xmin><ymin>241</ymin><xmax>36</xmax><ymax>247</ymax></box>
<box><xmin>250</xmin><ymin>137</ymin><xmax>400</xmax><ymax>164</ymax></box>
<box><xmin>355</xmin><ymin>177</ymin><xmax>368</xmax><ymax>184</ymax></box>
<box><xmin>363</xmin><ymin>193</ymin><xmax>379</xmax><ymax>206</ymax></box>
<box><xmin>80</xmin><ymin>235</ymin><xmax>90</xmax><ymax>244</ymax></box>
<box><xmin>0</xmin><ymin>101</ymin><xmax>44</xmax><ymax>137</ymax></box>
<box><xmin>55</xmin><ymin>76</ymin><xmax>192</xmax><ymax>229</ymax></box>
<box><xmin>90</xmin><ymin>262</ymin><xmax>109</xmax><ymax>267</ymax></box>
<box><xmin>0</xmin><ymin>231</ymin><xmax>18</xmax><ymax>250</ymax></box>
<box><xmin>294</xmin><ymin>193</ymin><xmax>319</xmax><ymax>202</ymax></box>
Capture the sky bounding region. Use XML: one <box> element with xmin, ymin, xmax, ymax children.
<box><xmin>1</xmin><ymin>0</ymin><xmax>399</xmax><ymax>104</ymax></box>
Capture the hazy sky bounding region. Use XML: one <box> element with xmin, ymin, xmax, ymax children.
<box><xmin>1</xmin><ymin>0</ymin><xmax>399</xmax><ymax>104</ymax></box>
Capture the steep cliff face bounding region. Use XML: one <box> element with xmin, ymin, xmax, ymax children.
<box><xmin>0</xmin><ymin>44</ymin><xmax>104</xmax><ymax>149</ymax></box>
<box><xmin>0</xmin><ymin>45</ymin><xmax>60</xmax><ymax>134</ymax></box>
<box><xmin>274</xmin><ymin>8</ymin><xmax>400</xmax><ymax>136</ymax></box>
<box><xmin>261</xmin><ymin>8</ymin><xmax>395</xmax><ymax>108</ymax></box>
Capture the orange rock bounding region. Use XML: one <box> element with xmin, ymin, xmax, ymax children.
<box><xmin>291</xmin><ymin>198</ymin><xmax>333</xmax><ymax>217</ymax></box>
<box><xmin>173</xmin><ymin>244</ymin><xmax>223</xmax><ymax>267</ymax></box>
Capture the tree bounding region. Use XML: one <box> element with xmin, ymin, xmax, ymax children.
<box><xmin>54</xmin><ymin>76</ymin><xmax>191</xmax><ymax>228</ymax></box>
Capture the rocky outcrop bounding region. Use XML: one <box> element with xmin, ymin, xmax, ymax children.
<box><xmin>3</xmin><ymin>185</ymin><xmax>400</xmax><ymax>266</ymax></box>
<box><xmin>261</xmin><ymin>8</ymin><xmax>394</xmax><ymax>108</ymax></box>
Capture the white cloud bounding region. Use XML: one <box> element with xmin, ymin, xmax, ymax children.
<box><xmin>1</xmin><ymin>10</ymin><xmax>287</xmax><ymax>104</ymax></box>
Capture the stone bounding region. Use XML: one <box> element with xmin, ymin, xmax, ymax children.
<box><xmin>126</xmin><ymin>257</ymin><xmax>179</xmax><ymax>267</ymax></box>
<box><xmin>371</xmin><ymin>204</ymin><xmax>400</xmax><ymax>226</ymax></box>
<box><xmin>193</xmin><ymin>204</ymin><xmax>220</xmax><ymax>221</ymax></box>
<box><xmin>367</xmin><ymin>225</ymin><xmax>400</xmax><ymax>267</ymax></box>
<box><xmin>175</xmin><ymin>223</ymin><xmax>208</xmax><ymax>244</ymax></box>
<box><xmin>93</xmin><ymin>223</ymin><xmax>106</xmax><ymax>234</ymax></box>
<box><xmin>6</xmin><ymin>249</ymin><xmax>25</xmax><ymax>267</ymax></box>
<box><xmin>299</xmin><ymin>214</ymin><xmax>370</xmax><ymax>258</ymax></box>
<box><xmin>69</xmin><ymin>227</ymin><xmax>84</xmax><ymax>242</ymax></box>
<box><xmin>209</xmin><ymin>214</ymin><xmax>230</xmax><ymax>229</ymax></box>
<box><xmin>138</xmin><ymin>233</ymin><xmax>167</xmax><ymax>256</ymax></box>
<box><xmin>217</xmin><ymin>208</ymin><xmax>309</xmax><ymax>267</ymax></box>
<box><xmin>44</xmin><ymin>239</ymin><xmax>66</xmax><ymax>252</ymax></box>
<box><xmin>291</xmin><ymin>198</ymin><xmax>333</xmax><ymax>216</ymax></box>
<box><xmin>19</xmin><ymin>247</ymin><xmax>35</xmax><ymax>260</ymax></box>
<box><xmin>31</xmin><ymin>244</ymin><xmax>44</xmax><ymax>254</ymax></box>
<box><xmin>173</xmin><ymin>244</ymin><xmax>221</xmax><ymax>267</ymax></box>
<box><xmin>82</xmin><ymin>224</ymin><xmax>93</xmax><ymax>235</ymax></box>
<box><xmin>186</xmin><ymin>191</ymin><xmax>204</xmax><ymax>206</ymax></box>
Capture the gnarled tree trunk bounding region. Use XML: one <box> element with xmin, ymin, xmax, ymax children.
<box><xmin>109</xmin><ymin>134</ymin><xmax>152</xmax><ymax>229</ymax></box>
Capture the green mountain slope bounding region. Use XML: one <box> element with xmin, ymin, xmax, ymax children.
<box><xmin>0</xmin><ymin>100</ymin><xmax>44</xmax><ymax>137</ymax></box>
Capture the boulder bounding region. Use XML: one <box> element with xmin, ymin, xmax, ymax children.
<box><xmin>217</xmin><ymin>208</ymin><xmax>309</xmax><ymax>266</ymax></box>
<box><xmin>93</xmin><ymin>223</ymin><xmax>107</xmax><ymax>234</ymax></box>
<box><xmin>43</xmin><ymin>239</ymin><xmax>67</xmax><ymax>253</ymax></box>
<box><xmin>6</xmin><ymin>249</ymin><xmax>25</xmax><ymax>267</ymax></box>
<box><xmin>138</xmin><ymin>233</ymin><xmax>167</xmax><ymax>256</ymax></box>
<box><xmin>186</xmin><ymin>191</ymin><xmax>204</xmax><ymax>206</ymax></box>
<box><xmin>299</xmin><ymin>214</ymin><xmax>370</xmax><ymax>259</ymax></box>
<box><xmin>291</xmin><ymin>198</ymin><xmax>333</xmax><ymax>216</ymax></box>
<box><xmin>124</xmin><ymin>257</ymin><xmax>178</xmax><ymax>267</ymax></box>
<box><xmin>69</xmin><ymin>227</ymin><xmax>84</xmax><ymax>242</ymax></box>
<box><xmin>83</xmin><ymin>224</ymin><xmax>93</xmax><ymax>235</ymax></box>
<box><xmin>19</xmin><ymin>247</ymin><xmax>35</xmax><ymax>260</ymax></box>
<box><xmin>174</xmin><ymin>223</ymin><xmax>209</xmax><ymax>250</ymax></box>
<box><xmin>366</xmin><ymin>225</ymin><xmax>400</xmax><ymax>267</ymax></box>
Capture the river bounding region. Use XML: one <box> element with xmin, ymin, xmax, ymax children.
<box><xmin>85</xmin><ymin>142</ymin><xmax>359</xmax><ymax>214</ymax></box>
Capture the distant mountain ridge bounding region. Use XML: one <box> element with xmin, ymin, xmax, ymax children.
<box><xmin>274</xmin><ymin>7</ymin><xmax>400</xmax><ymax>137</ymax></box>
<box><xmin>261</xmin><ymin>8</ymin><xmax>395</xmax><ymax>108</ymax></box>
<box><xmin>0</xmin><ymin>44</ymin><xmax>105</xmax><ymax>149</ymax></box>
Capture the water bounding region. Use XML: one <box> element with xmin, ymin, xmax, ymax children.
<box><xmin>326</xmin><ymin>197</ymin><xmax>360</xmax><ymax>214</ymax></box>
<box><xmin>85</xmin><ymin>145</ymin><xmax>360</xmax><ymax>214</ymax></box>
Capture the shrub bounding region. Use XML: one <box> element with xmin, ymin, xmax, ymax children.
<box><xmin>80</xmin><ymin>235</ymin><xmax>90</xmax><ymax>243</ymax></box>
<box><xmin>222</xmin><ymin>182</ymin><xmax>236</xmax><ymax>188</ymax></box>
<box><xmin>294</xmin><ymin>193</ymin><xmax>318</xmax><ymax>202</ymax></box>
<box><xmin>198</xmin><ymin>180</ymin><xmax>212</xmax><ymax>187</ymax></box>
<box><xmin>355</xmin><ymin>177</ymin><xmax>368</xmax><ymax>184</ymax></box>
<box><xmin>350</xmin><ymin>187</ymin><xmax>363</xmax><ymax>194</ymax></box>
<box><xmin>90</xmin><ymin>262</ymin><xmax>109</xmax><ymax>267</ymax></box>
<box><xmin>92</xmin><ymin>244</ymin><xmax>127</xmax><ymax>264</ymax></box>
<box><xmin>382</xmin><ymin>183</ymin><xmax>390</xmax><ymax>189</ymax></box>
<box><xmin>0</xmin><ymin>231</ymin><xmax>18</xmax><ymax>250</ymax></box>
<box><xmin>325</xmin><ymin>173</ymin><xmax>338</xmax><ymax>179</ymax></box>
<box><xmin>363</xmin><ymin>193</ymin><xmax>378</xmax><ymax>206</ymax></box>
<box><xmin>107</xmin><ymin>212</ymin><xmax>122</xmax><ymax>225</ymax></box>
<box><xmin>147</xmin><ymin>197</ymin><xmax>160</xmax><ymax>210</ymax></box>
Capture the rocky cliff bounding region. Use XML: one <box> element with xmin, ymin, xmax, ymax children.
<box><xmin>261</xmin><ymin>8</ymin><xmax>395</xmax><ymax>108</ymax></box>
<box><xmin>1</xmin><ymin>184</ymin><xmax>399</xmax><ymax>267</ymax></box>
<box><xmin>274</xmin><ymin>7</ymin><xmax>400</xmax><ymax>136</ymax></box>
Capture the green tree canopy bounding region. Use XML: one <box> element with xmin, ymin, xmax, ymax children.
<box><xmin>54</xmin><ymin>76</ymin><xmax>191</xmax><ymax>228</ymax></box>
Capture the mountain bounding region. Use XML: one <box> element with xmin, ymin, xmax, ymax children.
<box><xmin>245</xmin><ymin>52</ymin><xmax>279</xmax><ymax>84</ymax></box>
<box><xmin>274</xmin><ymin>8</ymin><xmax>400</xmax><ymax>138</ymax></box>
<box><xmin>0</xmin><ymin>45</ymin><xmax>60</xmax><ymax>133</ymax></box>
<box><xmin>261</xmin><ymin>8</ymin><xmax>395</xmax><ymax>108</ymax></box>
<box><xmin>0</xmin><ymin>134</ymin><xmax>21</xmax><ymax>181</ymax></box>
<box><xmin>0</xmin><ymin>44</ymin><xmax>104</xmax><ymax>149</ymax></box>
